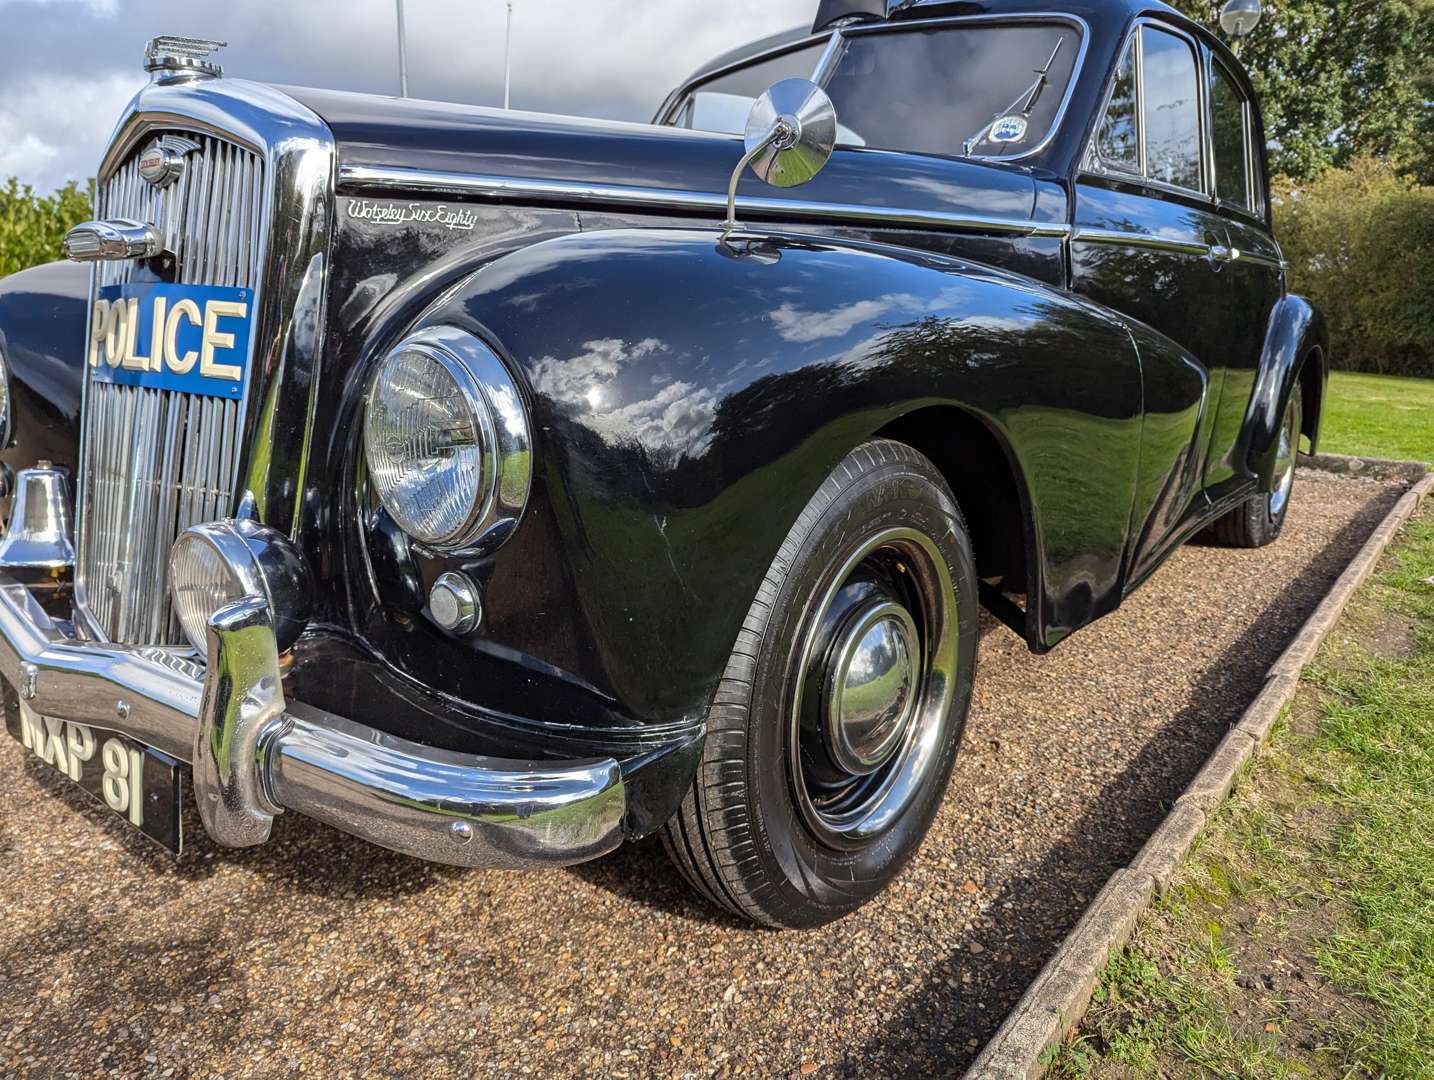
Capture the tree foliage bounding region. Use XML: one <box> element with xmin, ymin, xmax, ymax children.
<box><xmin>0</xmin><ymin>178</ymin><xmax>93</xmax><ymax>279</ymax></box>
<box><xmin>1171</xmin><ymin>0</ymin><xmax>1434</xmax><ymax>182</ymax></box>
<box><xmin>1275</xmin><ymin>159</ymin><xmax>1434</xmax><ymax>376</ymax></box>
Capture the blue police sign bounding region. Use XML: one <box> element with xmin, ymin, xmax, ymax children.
<box><xmin>88</xmin><ymin>282</ymin><xmax>253</xmax><ymax>399</ymax></box>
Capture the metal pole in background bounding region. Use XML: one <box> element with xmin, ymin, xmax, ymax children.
<box><xmin>503</xmin><ymin>0</ymin><xmax>513</xmax><ymax>109</ymax></box>
<box><xmin>396</xmin><ymin>0</ymin><xmax>409</xmax><ymax>97</ymax></box>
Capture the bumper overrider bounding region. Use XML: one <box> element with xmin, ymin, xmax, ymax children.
<box><xmin>0</xmin><ymin>468</ymin><xmax>626</xmax><ymax>869</ymax></box>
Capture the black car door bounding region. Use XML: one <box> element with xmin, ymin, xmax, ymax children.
<box><xmin>1202</xmin><ymin>47</ymin><xmax>1285</xmax><ymax>500</ymax></box>
<box><xmin>1070</xmin><ymin>20</ymin><xmax>1245</xmax><ymax>517</ymax></box>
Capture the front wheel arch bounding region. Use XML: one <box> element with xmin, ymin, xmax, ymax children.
<box><xmin>876</xmin><ymin>405</ymin><xmax>1038</xmax><ymax>644</ymax></box>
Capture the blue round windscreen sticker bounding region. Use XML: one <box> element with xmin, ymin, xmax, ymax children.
<box><xmin>990</xmin><ymin>115</ymin><xmax>1029</xmax><ymax>144</ymax></box>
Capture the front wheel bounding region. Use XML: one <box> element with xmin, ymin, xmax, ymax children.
<box><xmin>1209</xmin><ymin>382</ymin><xmax>1303</xmax><ymax>549</ymax></box>
<box><xmin>662</xmin><ymin>440</ymin><xmax>979</xmax><ymax>928</ymax></box>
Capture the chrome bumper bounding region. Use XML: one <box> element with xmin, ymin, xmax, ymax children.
<box><xmin>0</xmin><ymin>575</ymin><xmax>626</xmax><ymax>869</ymax></box>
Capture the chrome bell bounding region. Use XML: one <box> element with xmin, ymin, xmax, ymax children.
<box><xmin>0</xmin><ymin>464</ymin><xmax>76</xmax><ymax>571</ymax></box>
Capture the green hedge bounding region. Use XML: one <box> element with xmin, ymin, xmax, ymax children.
<box><xmin>1275</xmin><ymin>160</ymin><xmax>1434</xmax><ymax>377</ymax></box>
<box><xmin>0</xmin><ymin>178</ymin><xmax>92</xmax><ymax>279</ymax></box>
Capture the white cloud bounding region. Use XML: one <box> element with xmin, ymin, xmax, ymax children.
<box><xmin>529</xmin><ymin>335</ymin><xmax>717</xmax><ymax>459</ymax></box>
<box><xmin>0</xmin><ymin>0</ymin><xmax>118</xmax><ymax>10</ymax></box>
<box><xmin>770</xmin><ymin>294</ymin><xmax>925</xmax><ymax>342</ymax></box>
<box><xmin>0</xmin><ymin>0</ymin><xmax>814</xmax><ymax>191</ymax></box>
<box><xmin>0</xmin><ymin>69</ymin><xmax>140</xmax><ymax>193</ymax></box>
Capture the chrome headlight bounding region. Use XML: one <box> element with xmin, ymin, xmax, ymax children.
<box><xmin>363</xmin><ymin>326</ymin><xmax>531</xmax><ymax>551</ymax></box>
<box><xmin>169</xmin><ymin>520</ymin><xmax>312</xmax><ymax>655</ymax></box>
<box><xmin>0</xmin><ymin>344</ymin><xmax>12</xmax><ymax>450</ymax></box>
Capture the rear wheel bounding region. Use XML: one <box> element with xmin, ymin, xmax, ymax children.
<box><xmin>1210</xmin><ymin>382</ymin><xmax>1303</xmax><ymax>549</ymax></box>
<box><xmin>662</xmin><ymin>440</ymin><xmax>979</xmax><ymax>928</ymax></box>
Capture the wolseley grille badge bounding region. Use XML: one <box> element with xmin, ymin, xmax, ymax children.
<box><xmin>138</xmin><ymin>134</ymin><xmax>201</xmax><ymax>189</ymax></box>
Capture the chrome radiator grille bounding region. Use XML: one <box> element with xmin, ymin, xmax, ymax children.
<box><xmin>76</xmin><ymin>132</ymin><xmax>266</xmax><ymax>645</ymax></box>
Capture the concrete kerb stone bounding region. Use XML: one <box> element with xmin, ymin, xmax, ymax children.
<box><xmin>1175</xmin><ymin>728</ymin><xmax>1258</xmax><ymax>813</ymax></box>
<box><xmin>1128</xmin><ymin>801</ymin><xmax>1208</xmax><ymax>894</ymax></box>
<box><xmin>1236</xmin><ymin>673</ymin><xmax>1300</xmax><ymax>745</ymax></box>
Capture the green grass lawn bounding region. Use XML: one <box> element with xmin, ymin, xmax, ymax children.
<box><xmin>1055</xmin><ymin>506</ymin><xmax>1434</xmax><ymax>1078</ymax></box>
<box><xmin>1320</xmin><ymin>372</ymin><xmax>1434</xmax><ymax>464</ymax></box>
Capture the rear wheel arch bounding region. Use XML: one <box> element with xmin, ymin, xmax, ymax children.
<box><xmin>1297</xmin><ymin>345</ymin><xmax>1325</xmax><ymax>452</ymax></box>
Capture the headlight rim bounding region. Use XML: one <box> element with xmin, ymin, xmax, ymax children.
<box><xmin>363</xmin><ymin>325</ymin><xmax>532</xmax><ymax>554</ymax></box>
<box><xmin>0</xmin><ymin>344</ymin><xmax>12</xmax><ymax>451</ymax></box>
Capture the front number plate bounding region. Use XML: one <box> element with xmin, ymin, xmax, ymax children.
<box><xmin>5</xmin><ymin>701</ymin><xmax>183</xmax><ymax>853</ymax></box>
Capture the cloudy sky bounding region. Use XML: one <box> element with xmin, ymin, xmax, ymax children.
<box><xmin>0</xmin><ymin>0</ymin><xmax>815</xmax><ymax>193</ymax></box>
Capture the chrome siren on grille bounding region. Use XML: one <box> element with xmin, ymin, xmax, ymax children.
<box><xmin>74</xmin><ymin>133</ymin><xmax>265</xmax><ymax>646</ymax></box>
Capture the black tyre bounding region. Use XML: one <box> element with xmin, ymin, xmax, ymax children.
<box><xmin>662</xmin><ymin>440</ymin><xmax>979</xmax><ymax>928</ymax></box>
<box><xmin>1209</xmin><ymin>382</ymin><xmax>1303</xmax><ymax>549</ymax></box>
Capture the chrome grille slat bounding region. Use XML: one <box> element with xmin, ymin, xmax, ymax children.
<box><xmin>75</xmin><ymin>129</ymin><xmax>265</xmax><ymax>646</ymax></box>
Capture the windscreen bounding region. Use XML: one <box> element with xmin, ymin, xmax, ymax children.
<box><xmin>670</xmin><ymin>22</ymin><xmax>1081</xmax><ymax>162</ymax></box>
<box><xmin>671</xmin><ymin>41</ymin><xmax>827</xmax><ymax>135</ymax></box>
<box><xmin>825</xmin><ymin>23</ymin><xmax>1081</xmax><ymax>158</ymax></box>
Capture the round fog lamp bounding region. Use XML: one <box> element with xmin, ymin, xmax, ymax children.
<box><xmin>169</xmin><ymin>520</ymin><xmax>313</xmax><ymax>655</ymax></box>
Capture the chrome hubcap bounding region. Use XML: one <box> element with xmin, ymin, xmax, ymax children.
<box><xmin>788</xmin><ymin>527</ymin><xmax>958</xmax><ymax>850</ymax></box>
<box><xmin>1270</xmin><ymin>386</ymin><xmax>1301</xmax><ymax>518</ymax></box>
<box><xmin>824</xmin><ymin>601</ymin><xmax>919</xmax><ymax>776</ymax></box>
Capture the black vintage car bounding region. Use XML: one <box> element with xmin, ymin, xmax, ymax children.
<box><xmin>0</xmin><ymin>0</ymin><xmax>1323</xmax><ymax>928</ymax></box>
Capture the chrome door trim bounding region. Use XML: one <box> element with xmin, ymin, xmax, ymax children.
<box><xmin>336</xmin><ymin>164</ymin><xmax>1072</xmax><ymax>239</ymax></box>
<box><xmin>1070</xmin><ymin>226</ymin><xmax>1210</xmax><ymax>258</ymax></box>
<box><xmin>1072</xmin><ymin>227</ymin><xmax>1288</xmax><ymax>270</ymax></box>
<box><xmin>1231</xmin><ymin>250</ymin><xmax>1286</xmax><ymax>271</ymax></box>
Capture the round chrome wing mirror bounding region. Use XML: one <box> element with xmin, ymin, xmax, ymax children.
<box><xmin>723</xmin><ymin>78</ymin><xmax>837</xmax><ymax>232</ymax></box>
<box><xmin>745</xmin><ymin>79</ymin><xmax>838</xmax><ymax>188</ymax></box>
<box><xmin>1219</xmin><ymin>0</ymin><xmax>1263</xmax><ymax>40</ymax></box>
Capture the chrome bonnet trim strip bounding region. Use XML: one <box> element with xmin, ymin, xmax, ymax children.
<box><xmin>337</xmin><ymin>164</ymin><xmax>1072</xmax><ymax>239</ymax></box>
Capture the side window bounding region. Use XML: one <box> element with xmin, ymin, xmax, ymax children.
<box><xmin>1210</xmin><ymin>61</ymin><xmax>1252</xmax><ymax>211</ymax></box>
<box><xmin>1139</xmin><ymin>28</ymin><xmax>1203</xmax><ymax>191</ymax></box>
<box><xmin>1095</xmin><ymin>39</ymin><xmax>1139</xmax><ymax>171</ymax></box>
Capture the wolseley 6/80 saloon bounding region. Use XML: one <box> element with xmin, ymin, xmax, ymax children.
<box><xmin>0</xmin><ymin>0</ymin><xmax>1324</xmax><ymax>928</ymax></box>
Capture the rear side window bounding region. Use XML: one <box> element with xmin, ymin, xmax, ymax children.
<box><xmin>1210</xmin><ymin>61</ymin><xmax>1252</xmax><ymax>211</ymax></box>
<box><xmin>1140</xmin><ymin>27</ymin><xmax>1202</xmax><ymax>191</ymax></box>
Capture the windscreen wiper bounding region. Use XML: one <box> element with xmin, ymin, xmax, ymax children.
<box><xmin>962</xmin><ymin>37</ymin><xmax>1066</xmax><ymax>157</ymax></box>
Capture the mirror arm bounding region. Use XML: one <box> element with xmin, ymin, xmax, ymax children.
<box><xmin>723</xmin><ymin>120</ymin><xmax>795</xmax><ymax>234</ymax></box>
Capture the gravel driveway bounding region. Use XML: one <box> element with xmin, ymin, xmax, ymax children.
<box><xmin>0</xmin><ymin>469</ymin><xmax>1406</xmax><ymax>1079</ymax></box>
